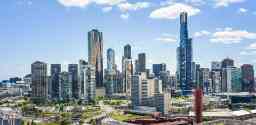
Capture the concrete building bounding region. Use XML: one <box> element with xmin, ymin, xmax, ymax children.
<box><xmin>50</xmin><ymin>64</ymin><xmax>61</xmax><ymax>100</ymax></box>
<box><xmin>79</xmin><ymin>60</ymin><xmax>88</xmax><ymax>101</ymax></box>
<box><xmin>59</xmin><ymin>72</ymin><xmax>72</xmax><ymax>101</ymax></box>
<box><xmin>0</xmin><ymin>107</ymin><xmax>22</xmax><ymax>125</ymax></box>
<box><xmin>68</xmin><ymin>64</ymin><xmax>79</xmax><ymax>99</ymax></box>
<box><xmin>31</xmin><ymin>61</ymin><xmax>48</xmax><ymax>103</ymax></box>
<box><xmin>241</xmin><ymin>64</ymin><xmax>254</xmax><ymax>92</ymax></box>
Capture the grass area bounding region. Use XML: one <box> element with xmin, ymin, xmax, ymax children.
<box><xmin>110</xmin><ymin>112</ymin><xmax>143</xmax><ymax>122</ymax></box>
<box><xmin>81</xmin><ymin>107</ymin><xmax>102</xmax><ymax>119</ymax></box>
<box><xmin>103</xmin><ymin>99</ymin><xmax>128</xmax><ymax>106</ymax></box>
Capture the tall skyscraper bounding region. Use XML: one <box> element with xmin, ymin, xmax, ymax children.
<box><xmin>211</xmin><ymin>61</ymin><xmax>222</xmax><ymax>71</ymax></box>
<box><xmin>79</xmin><ymin>60</ymin><xmax>88</xmax><ymax>101</ymax></box>
<box><xmin>153</xmin><ymin>63</ymin><xmax>166</xmax><ymax>77</ymax></box>
<box><xmin>59</xmin><ymin>72</ymin><xmax>72</xmax><ymax>101</ymax></box>
<box><xmin>122</xmin><ymin>44</ymin><xmax>133</xmax><ymax>95</ymax></box>
<box><xmin>241</xmin><ymin>64</ymin><xmax>254</xmax><ymax>92</ymax></box>
<box><xmin>31</xmin><ymin>61</ymin><xmax>48</xmax><ymax>102</ymax></box>
<box><xmin>85</xmin><ymin>64</ymin><xmax>96</xmax><ymax>101</ymax></box>
<box><xmin>107</xmin><ymin>48</ymin><xmax>115</xmax><ymax>72</ymax></box>
<box><xmin>88</xmin><ymin>29</ymin><xmax>103</xmax><ymax>88</ymax></box>
<box><xmin>105</xmin><ymin>48</ymin><xmax>117</xmax><ymax>97</ymax></box>
<box><xmin>221</xmin><ymin>58</ymin><xmax>234</xmax><ymax>68</ymax></box>
<box><xmin>50</xmin><ymin>64</ymin><xmax>61</xmax><ymax>100</ymax></box>
<box><xmin>177</xmin><ymin>12</ymin><xmax>193</xmax><ymax>95</ymax></box>
<box><xmin>68</xmin><ymin>64</ymin><xmax>79</xmax><ymax>99</ymax></box>
<box><xmin>137</xmin><ymin>53</ymin><xmax>146</xmax><ymax>73</ymax></box>
<box><xmin>124</xmin><ymin>44</ymin><xmax>131</xmax><ymax>59</ymax></box>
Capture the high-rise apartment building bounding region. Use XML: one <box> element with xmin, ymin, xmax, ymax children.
<box><xmin>88</xmin><ymin>29</ymin><xmax>103</xmax><ymax>88</ymax></box>
<box><xmin>221</xmin><ymin>58</ymin><xmax>234</xmax><ymax>68</ymax></box>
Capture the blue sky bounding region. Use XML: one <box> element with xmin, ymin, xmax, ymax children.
<box><xmin>1</xmin><ymin>0</ymin><xmax>256</xmax><ymax>80</ymax></box>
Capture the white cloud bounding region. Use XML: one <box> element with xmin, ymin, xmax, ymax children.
<box><xmin>118</xmin><ymin>2</ymin><xmax>151</xmax><ymax>12</ymax></box>
<box><xmin>57</xmin><ymin>0</ymin><xmax>91</xmax><ymax>7</ymax></box>
<box><xmin>238</xmin><ymin>8</ymin><xmax>248</xmax><ymax>13</ymax></box>
<box><xmin>102</xmin><ymin>6</ymin><xmax>112</xmax><ymax>12</ymax></box>
<box><xmin>246</xmin><ymin>43</ymin><xmax>256</xmax><ymax>50</ymax></box>
<box><xmin>214</xmin><ymin>0</ymin><xmax>246</xmax><ymax>7</ymax></box>
<box><xmin>210</xmin><ymin>28</ymin><xmax>256</xmax><ymax>44</ymax></box>
<box><xmin>120</xmin><ymin>13</ymin><xmax>129</xmax><ymax>19</ymax></box>
<box><xmin>156</xmin><ymin>37</ymin><xmax>177</xmax><ymax>43</ymax></box>
<box><xmin>240</xmin><ymin>51</ymin><xmax>256</xmax><ymax>55</ymax></box>
<box><xmin>94</xmin><ymin>0</ymin><xmax>125</xmax><ymax>6</ymax></box>
<box><xmin>194</xmin><ymin>30</ymin><xmax>211</xmax><ymax>38</ymax></box>
<box><xmin>156</xmin><ymin>34</ymin><xmax>177</xmax><ymax>43</ymax></box>
<box><xmin>149</xmin><ymin>3</ymin><xmax>200</xmax><ymax>20</ymax></box>
<box><xmin>161</xmin><ymin>0</ymin><xmax>205</xmax><ymax>6</ymax></box>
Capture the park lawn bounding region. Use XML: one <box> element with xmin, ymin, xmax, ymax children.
<box><xmin>110</xmin><ymin>112</ymin><xmax>143</xmax><ymax>121</ymax></box>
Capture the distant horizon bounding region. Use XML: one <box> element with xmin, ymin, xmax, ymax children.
<box><xmin>1</xmin><ymin>0</ymin><xmax>256</xmax><ymax>80</ymax></box>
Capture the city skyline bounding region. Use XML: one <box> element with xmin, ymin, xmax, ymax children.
<box><xmin>1</xmin><ymin>0</ymin><xmax>256</xmax><ymax>80</ymax></box>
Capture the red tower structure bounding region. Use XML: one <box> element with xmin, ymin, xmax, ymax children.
<box><xmin>194</xmin><ymin>88</ymin><xmax>203</xmax><ymax>124</ymax></box>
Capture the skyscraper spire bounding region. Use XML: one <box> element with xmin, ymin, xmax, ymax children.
<box><xmin>177</xmin><ymin>12</ymin><xmax>193</xmax><ymax>95</ymax></box>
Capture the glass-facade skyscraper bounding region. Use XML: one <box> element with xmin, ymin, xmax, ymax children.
<box><xmin>107</xmin><ymin>48</ymin><xmax>115</xmax><ymax>72</ymax></box>
<box><xmin>31</xmin><ymin>61</ymin><xmax>48</xmax><ymax>102</ymax></box>
<box><xmin>177</xmin><ymin>12</ymin><xmax>193</xmax><ymax>95</ymax></box>
<box><xmin>50</xmin><ymin>64</ymin><xmax>61</xmax><ymax>100</ymax></box>
<box><xmin>68</xmin><ymin>64</ymin><xmax>79</xmax><ymax>99</ymax></box>
<box><xmin>88</xmin><ymin>29</ymin><xmax>103</xmax><ymax>88</ymax></box>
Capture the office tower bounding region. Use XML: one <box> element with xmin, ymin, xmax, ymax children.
<box><xmin>135</xmin><ymin>59</ymin><xmax>139</xmax><ymax>74</ymax></box>
<box><xmin>211</xmin><ymin>61</ymin><xmax>222</xmax><ymax>71</ymax></box>
<box><xmin>152</xmin><ymin>63</ymin><xmax>167</xmax><ymax>77</ymax></box>
<box><xmin>107</xmin><ymin>48</ymin><xmax>115</xmax><ymax>72</ymax></box>
<box><xmin>159</xmin><ymin>71</ymin><xmax>171</xmax><ymax>90</ymax></box>
<box><xmin>122</xmin><ymin>44</ymin><xmax>133</xmax><ymax>95</ymax></box>
<box><xmin>221</xmin><ymin>58</ymin><xmax>234</xmax><ymax>68</ymax></box>
<box><xmin>88</xmin><ymin>29</ymin><xmax>103</xmax><ymax>88</ymax></box>
<box><xmin>231</xmin><ymin>68</ymin><xmax>242</xmax><ymax>92</ymax></box>
<box><xmin>199</xmin><ymin>68</ymin><xmax>210</xmax><ymax>94</ymax></box>
<box><xmin>50</xmin><ymin>64</ymin><xmax>61</xmax><ymax>100</ymax></box>
<box><xmin>195</xmin><ymin>64</ymin><xmax>201</xmax><ymax>87</ymax></box>
<box><xmin>23</xmin><ymin>74</ymin><xmax>32</xmax><ymax>95</ymax></box>
<box><xmin>137</xmin><ymin>53</ymin><xmax>146</xmax><ymax>73</ymax></box>
<box><xmin>211</xmin><ymin>71</ymin><xmax>222</xmax><ymax>93</ymax></box>
<box><xmin>222</xmin><ymin>67</ymin><xmax>242</xmax><ymax>92</ymax></box>
<box><xmin>131</xmin><ymin>75</ymin><xmax>141</xmax><ymax>107</ymax></box>
<box><xmin>85</xmin><ymin>65</ymin><xmax>96</xmax><ymax>101</ymax></box>
<box><xmin>124</xmin><ymin>44</ymin><xmax>131</xmax><ymax>59</ymax></box>
<box><xmin>177</xmin><ymin>12</ymin><xmax>193</xmax><ymax>95</ymax></box>
<box><xmin>191</xmin><ymin>62</ymin><xmax>196</xmax><ymax>85</ymax></box>
<box><xmin>122</xmin><ymin>59</ymin><xmax>133</xmax><ymax>95</ymax></box>
<box><xmin>169</xmin><ymin>75</ymin><xmax>177</xmax><ymax>89</ymax></box>
<box><xmin>68</xmin><ymin>64</ymin><xmax>79</xmax><ymax>99</ymax></box>
<box><xmin>79</xmin><ymin>60</ymin><xmax>88</xmax><ymax>101</ymax></box>
<box><xmin>59</xmin><ymin>72</ymin><xmax>72</xmax><ymax>101</ymax></box>
<box><xmin>31</xmin><ymin>61</ymin><xmax>48</xmax><ymax>102</ymax></box>
<box><xmin>115</xmin><ymin>70</ymin><xmax>122</xmax><ymax>93</ymax></box>
<box><xmin>105</xmin><ymin>48</ymin><xmax>117</xmax><ymax>97</ymax></box>
<box><xmin>154</xmin><ymin>93</ymin><xmax>171</xmax><ymax>115</ymax></box>
<box><xmin>241</xmin><ymin>64</ymin><xmax>254</xmax><ymax>92</ymax></box>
